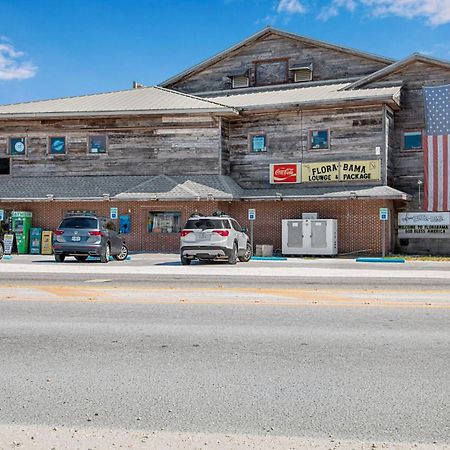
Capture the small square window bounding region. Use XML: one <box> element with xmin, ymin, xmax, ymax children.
<box><xmin>89</xmin><ymin>135</ymin><xmax>107</xmax><ymax>154</ymax></box>
<box><xmin>232</xmin><ymin>76</ymin><xmax>249</xmax><ymax>89</ymax></box>
<box><xmin>250</xmin><ymin>134</ymin><xmax>267</xmax><ymax>153</ymax></box>
<box><xmin>403</xmin><ymin>130</ymin><xmax>422</xmax><ymax>150</ymax></box>
<box><xmin>309</xmin><ymin>130</ymin><xmax>329</xmax><ymax>149</ymax></box>
<box><xmin>49</xmin><ymin>136</ymin><xmax>66</xmax><ymax>155</ymax></box>
<box><xmin>147</xmin><ymin>212</ymin><xmax>181</xmax><ymax>233</ymax></box>
<box><xmin>9</xmin><ymin>137</ymin><xmax>26</xmax><ymax>156</ymax></box>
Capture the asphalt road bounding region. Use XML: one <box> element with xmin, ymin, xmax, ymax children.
<box><xmin>0</xmin><ymin>256</ymin><xmax>449</xmax><ymax>448</ymax></box>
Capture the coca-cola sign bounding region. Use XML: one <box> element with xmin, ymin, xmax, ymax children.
<box><xmin>270</xmin><ymin>163</ymin><xmax>301</xmax><ymax>184</ymax></box>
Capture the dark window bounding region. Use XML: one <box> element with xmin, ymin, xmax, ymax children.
<box><xmin>255</xmin><ymin>59</ymin><xmax>288</xmax><ymax>86</ymax></box>
<box><xmin>250</xmin><ymin>134</ymin><xmax>267</xmax><ymax>153</ymax></box>
<box><xmin>49</xmin><ymin>136</ymin><xmax>66</xmax><ymax>155</ymax></box>
<box><xmin>0</xmin><ymin>158</ymin><xmax>10</xmax><ymax>175</ymax></box>
<box><xmin>231</xmin><ymin>220</ymin><xmax>242</xmax><ymax>232</ymax></box>
<box><xmin>403</xmin><ymin>130</ymin><xmax>422</xmax><ymax>150</ymax></box>
<box><xmin>89</xmin><ymin>135</ymin><xmax>107</xmax><ymax>154</ymax></box>
<box><xmin>59</xmin><ymin>218</ymin><xmax>98</xmax><ymax>229</ymax></box>
<box><xmin>309</xmin><ymin>130</ymin><xmax>329</xmax><ymax>149</ymax></box>
<box><xmin>9</xmin><ymin>137</ymin><xmax>26</xmax><ymax>156</ymax></box>
<box><xmin>148</xmin><ymin>212</ymin><xmax>181</xmax><ymax>233</ymax></box>
<box><xmin>184</xmin><ymin>218</ymin><xmax>230</xmax><ymax>230</ymax></box>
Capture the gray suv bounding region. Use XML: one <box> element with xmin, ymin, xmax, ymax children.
<box><xmin>180</xmin><ymin>214</ymin><xmax>252</xmax><ymax>265</ymax></box>
<box><xmin>53</xmin><ymin>214</ymin><xmax>128</xmax><ymax>263</ymax></box>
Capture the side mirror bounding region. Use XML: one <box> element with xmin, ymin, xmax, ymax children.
<box><xmin>241</xmin><ymin>226</ymin><xmax>247</xmax><ymax>233</ymax></box>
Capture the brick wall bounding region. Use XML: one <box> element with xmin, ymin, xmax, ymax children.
<box><xmin>0</xmin><ymin>198</ymin><xmax>393</xmax><ymax>255</ymax></box>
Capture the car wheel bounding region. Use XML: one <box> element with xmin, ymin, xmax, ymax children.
<box><xmin>238</xmin><ymin>242</ymin><xmax>252</xmax><ymax>262</ymax></box>
<box><xmin>228</xmin><ymin>243</ymin><xmax>238</xmax><ymax>265</ymax></box>
<box><xmin>0</xmin><ymin>242</ymin><xmax>4</xmax><ymax>260</ymax></box>
<box><xmin>113</xmin><ymin>244</ymin><xmax>129</xmax><ymax>261</ymax></box>
<box><xmin>55</xmin><ymin>254</ymin><xmax>65</xmax><ymax>263</ymax></box>
<box><xmin>75</xmin><ymin>256</ymin><xmax>88</xmax><ymax>262</ymax></box>
<box><xmin>100</xmin><ymin>243</ymin><xmax>110</xmax><ymax>263</ymax></box>
<box><xmin>181</xmin><ymin>256</ymin><xmax>191</xmax><ymax>265</ymax></box>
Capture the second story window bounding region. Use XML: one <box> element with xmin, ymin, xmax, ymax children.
<box><xmin>9</xmin><ymin>137</ymin><xmax>26</xmax><ymax>156</ymax></box>
<box><xmin>309</xmin><ymin>130</ymin><xmax>330</xmax><ymax>150</ymax></box>
<box><xmin>403</xmin><ymin>130</ymin><xmax>423</xmax><ymax>150</ymax></box>
<box><xmin>290</xmin><ymin>62</ymin><xmax>313</xmax><ymax>83</ymax></box>
<box><xmin>249</xmin><ymin>134</ymin><xmax>267</xmax><ymax>153</ymax></box>
<box><xmin>49</xmin><ymin>136</ymin><xmax>66</xmax><ymax>155</ymax></box>
<box><xmin>228</xmin><ymin>70</ymin><xmax>250</xmax><ymax>89</ymax></box>
<box><xmin>89</xmin><ymin>135</ymin><xmax>107</xmax><ymax>154</ymax></box>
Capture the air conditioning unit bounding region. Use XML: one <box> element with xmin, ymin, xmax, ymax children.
<box><xmin>282</xmin><ymin>219</ymin><xmax>338</xmax><ymax>256</ymax></box>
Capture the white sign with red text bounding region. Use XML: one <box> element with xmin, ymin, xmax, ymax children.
<box><xmin>270</xmin><ymin>163</ymin><xmax>301</xmax><ymax>184</ymax></box>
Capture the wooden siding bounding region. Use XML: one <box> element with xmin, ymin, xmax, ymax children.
<box><xmin>227</xmin><ymin>107</ymin><xmax>386</xmax><ymax>188</ymax></box>
<box><xmin>0</xmin><ymin>115</ymin><xmax>221</xmax><ymax>177</ymax></box>
<box><xmin>366</xmin><ymin>62</ymin><xmax>450</xmax><ymax>209</ymax></box>
<box><xmin>167</xmin><ymin>34</ymin><xmax>389</xmax><ymax>94</ymax></box>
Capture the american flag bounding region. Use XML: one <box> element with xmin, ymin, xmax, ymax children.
<box><xmin>423</xmin><ymin>84</ymin><xmax>450</xmax><ymax>211</ymax></box>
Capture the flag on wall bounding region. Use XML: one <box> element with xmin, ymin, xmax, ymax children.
<box><xmin>423</xmin><ymin>84</ymin><xmax>450</xmax><ymax>211</ymax></box>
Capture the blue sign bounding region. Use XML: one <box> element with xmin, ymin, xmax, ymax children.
<box><xmin>379</xmin><ymin>208</ymin><xmax>389</xmax><ymax>221</ymax></box>
<box><xmin>50</xmin><ymin>137</ymin><xmax>66</xmax><ymax>154</ymax></box>
<box><xmin>110</xmin><ymin>207</ymin><xmax>118</xmax><ymax>220</ymax></box>
<box><xmin>10</xmin><ymin>137</ymin><xmax>26</xmax><ymax>155</ymax></box>
<box><xmin>248</xmin><ymin>208</ymin><xmax>256</xmax><ymax>221</ymax></box>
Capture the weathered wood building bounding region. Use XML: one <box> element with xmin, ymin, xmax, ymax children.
<box><xmin>1</xmin><ymin>28</ymin><xmax>449</xmax><ymax>254</ymax></box>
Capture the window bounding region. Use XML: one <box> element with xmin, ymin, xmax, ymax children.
<box><xmin>0</xmin><ymin>158</ymin><xmax>10</xmax><ymax>175</ymax></box>
<box><xmin>59</xmin><ymin>217</ymin><xmax>98</xmax><ymax>229</ymax></box>
<box><xmin>309</xmin><ymin>130</ymin><xmax>329</xmax><ymax>149</ymax></box>
<box><xmin>255</xmin><ymin>59</ymin><xmax>288</xmax><ymax>86</ymax></box>
<box><xmin>9</xmin><ymin>137</ymin><xmax>26</xmax><ymax>156</ymax></box>
<box><xmin>148</xmin><ymin>212</ymin><xmax>181</xmax><ymax>233</ymax></box>
<box><xmin>232</xmin><ymin>75</ymin><xmax>249</xmax><ymax>89</ymax></box>
<box><xmin>231</xmin><ymin>220</ymin><xmax>242</xmax><ymax>232</ymax></box>
<box><xmin>403</xmin><ymin>130</ymin><xmax>423</xmax><ymax>150</ymax></box>
<box><xmin>184</xmin><ymin>218</ymin><xmax>231</xmax><ymax>230</ymax></box>
<box><xmin>290</xmin><ymin>63</ymin><xmax>313</xmax><ymax>83</ymax></box>
<box><xmin>249</xmin><ymin>134</ymin><xmax>267</xmax><ymax>153</ymax></box>
<box><xmin>49</xmin><ymin>136</ymin><xmax>66</xmax><ymax>155</ymax></box>
<box><xmin>89</xmin><ymin>135</ymin><xmax>107</xmax><ymax>154</ymax></box>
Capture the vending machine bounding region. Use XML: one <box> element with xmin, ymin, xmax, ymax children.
<box><xmin>12</xmin><ymin>211</ymin><xmax>33</xmax><ymax>254</ymax></box>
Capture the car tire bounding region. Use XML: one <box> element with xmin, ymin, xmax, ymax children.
<box><xmin>55</xmin><ymin>254</ymin><xmax>65</xmax><ymax>263</ymax></box>
<box><xmin>181</xmin><ymin>256</ymin><xmax>191</xmax><ymax>265</ymax></box>
<box><xmin>228</xmin><ymin>243</ymin><xmax>238</xmax><ymax>265</ymax></box>
<box><xmin>100</xmin><ymin>243</ymin><xmax>110</xmax><ymax>263</ymax></box>
<box><xmin>75</xmin><ymin>256</ymin><xmax>88</xmax><ymax>262</ymax></box>
<box><xmin>238</xmin><ymin>242</ymin><xmax>252</xmax><ymax>262</ymax></box>
<box><xmin>113</xmin><ymin>244</ymin><xmax>129</xmax><ymax>261</ymax></box>
<box><xmin>0</xmin><ymin>242</ymin><xmax>4</xmax><ymax>260</ymax></box>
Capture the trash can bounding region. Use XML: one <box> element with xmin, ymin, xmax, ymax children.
<box><xmin>12</xmin><ymin>211</ymin><xmax>32</xmax><ymax>254</ymax></box>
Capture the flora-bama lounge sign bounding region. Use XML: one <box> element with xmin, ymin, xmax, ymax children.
<box><xmin>270</xmin><ymin>160</ymin><xmax>381</xmax><ymax>184</ymax></box>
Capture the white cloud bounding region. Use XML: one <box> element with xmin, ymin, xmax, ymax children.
<box><xmin>0</xmin><ymin>41</ymin><xmax>37</xmax><ymax>81</ymax></box>
<box><xmin>362</xmin><ymin>0</ymin><xmax>450</xmax><ymax>26</ymax></box>
<box><xmin>276</xmin><ymin>0</ymin><xmax>307</xmax><ymax>14</ymax></box>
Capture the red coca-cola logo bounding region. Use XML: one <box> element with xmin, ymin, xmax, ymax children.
<box><xmin>271</xmin><ymin>164</ymin><xmax>298</xmax><ymax>183</ymax></box>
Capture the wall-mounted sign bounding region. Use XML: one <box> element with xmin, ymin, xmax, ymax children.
<box><xmin>50</xmin><ymin>137</ymin><xmax>66</xmax><ymax>155</ymax></box>
<box><xmin>302</xmin><ymin>162</ymin><xmax>339</xmax><ymax>183</ymax></box>
<box><xmin>270</xmin><ymin>163</ymin><xmax>301</xmax><ymax>184</ymax></box>
<box><xmin>340</xmin><ymin>160</ymin><xmax>381</xmax><ymax>181</ymax></box>
<box><xmin>398</xmin><ymin>212</ymin><xmax>450</xmax><ymax>239</ymax></box>
<box><xmin>269</xmin><ymin>160</ymin><xmax>381</xmax><ymax>184</ymax></box>
<box><xmin>10</xmin><ymin>137</ymin><xmax>26</xmax><ymax>156</ymax></box>
<box><xmin>379</xmin><ymin>208</ymin><xmax>389</xmax><ymax>221</ymax></box>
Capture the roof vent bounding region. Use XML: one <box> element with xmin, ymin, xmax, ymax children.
<box><xmin>132</xmin><ymin>81</ymin><xmax>144</xmax><ymax>89</ymax></box>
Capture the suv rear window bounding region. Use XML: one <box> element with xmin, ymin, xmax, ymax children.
<box><xmin>184</xmin><ymin>218</ymin><xmax>230</xmax><ymax>230</ymax></box>
<box><xmin>59</xmin><ymin>217</ymin><xmax>98</xmax><ymax>229</ymax></box>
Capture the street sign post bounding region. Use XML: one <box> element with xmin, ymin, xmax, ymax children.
<box><xmin>248</xmin><ymin>209</ymin><xmax>256</xmax><ymax>254</ymax></box>
<box><xmin>379</xmin><ymin>208</ymin><xmax>389</xmax><ymax>258</ymax></box>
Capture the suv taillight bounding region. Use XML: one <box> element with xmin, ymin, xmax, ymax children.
<box><xmin>180</xmin><ymin>230</ymin><xmax>193</xmax><ymax>237</ymax></box>
<box><xmin>212</xmin><ymin>229</ymin><xmax>229</xmax><ymax>237</ymax></box>
<box><xmin>89</xmin><ymin>231</ymin><xmax>102</xmax><ymax>236</ymax></box>
<box><xmin>54</xmin><ymin>229</ymin><xmax>64</xmax><ymax>236</ymax></box>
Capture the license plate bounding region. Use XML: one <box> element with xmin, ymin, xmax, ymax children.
<box><xmin>197</xmin><ymin>233</ymin><xmax>210</xmax><ymax>241</ymax></box>
<box><xmin>71</xmin><ymin>236</ymin><xmax>81</xmax><ymax>242</ymax></box>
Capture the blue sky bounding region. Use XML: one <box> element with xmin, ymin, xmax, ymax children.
<box><xmin>0</xmin><ymin>0</ymin><xmax>449</xmax><ymax>105</ymax></box>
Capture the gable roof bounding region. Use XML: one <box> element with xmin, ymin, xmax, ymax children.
<box><xmin>159</xmin><ymin>27</ymin><xmax>394</xmax><ymax>88</ymax></box>
<box><xmin>0</xmin><ymin>85</ymin><xmax>237</xmax><ymax>119</ymax></box>
<box><xmin>346</xmin><ymin>53</ymin><xmax>450</xmax><ymax>90</ymax></box>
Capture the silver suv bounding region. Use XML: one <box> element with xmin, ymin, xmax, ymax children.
<box><xmin>53</xmin><ymin>214</ymin><xmax>128</xmax><ymax>263</ymax></box>
<box><xmin>180</xmin><ymin>214</ymin><xmax>252</xmax><ymax>265</ymax></box>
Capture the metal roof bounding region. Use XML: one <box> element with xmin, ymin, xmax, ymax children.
<box><xmin>206</xmin><ymin>83</ymin><xmax>402</xmax><ymax>110</ymax></box>
<box><xmin>0</xmin><ymin>86</ymin><xmax>237</xmax><ymax>118</ymax></box>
